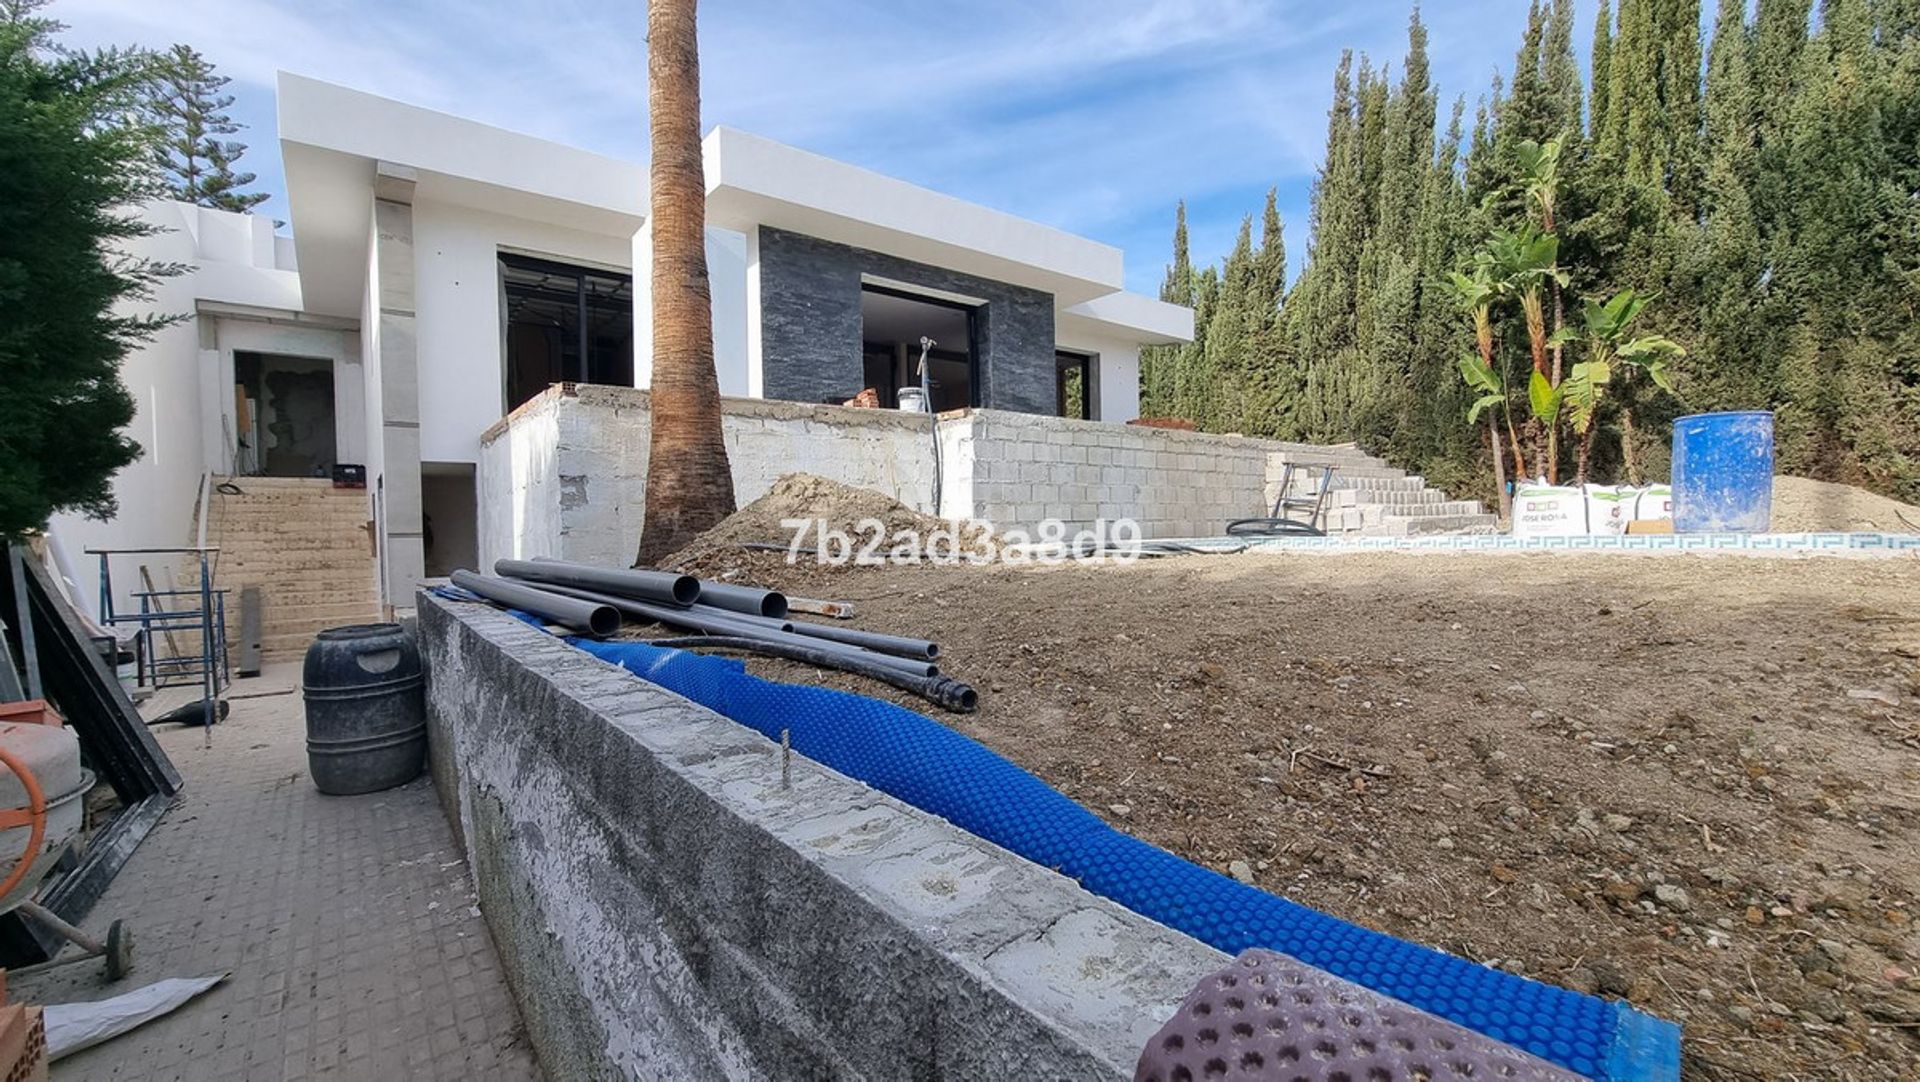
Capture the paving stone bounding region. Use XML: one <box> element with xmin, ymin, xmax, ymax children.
<box><xmin>12</xmin><ymin>663</ymin><xmax>541</xmax><ymax>1081</ymax></box>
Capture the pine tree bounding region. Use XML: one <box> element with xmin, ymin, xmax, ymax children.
<box><xmin>145</xmin><ymin>45</ymin><xmax>267</xmax><ymax>213</ymax></box>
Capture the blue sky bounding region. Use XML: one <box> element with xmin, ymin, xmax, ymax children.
<box><xmin>57</xmin><ymin>0</ymin><xmax>1531</xmax><ymax>296</ymax></box>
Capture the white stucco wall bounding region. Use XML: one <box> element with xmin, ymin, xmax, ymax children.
<box><xmin>476</xmin><ymin>400</ymin><xmax>565</xmax><ymax>569</ymax></box>
<box><xmin>1054</xmin><ymin>329</ymin><xmax>1143</xmax><ymax>424</ymax></box>
<box><xmin>45</xmin><ymin>202</ymin><xmax>307</xmax><ymax>621</ymax></box>
<box><xmin>476</xmin><ymin>386</ymin><xmax>947</xmax><ymax>570</ymax></box>
<box><xmin>411</xmin><ymin>200</ymin><xmax>636</xmax><ymax>466</ymax></box>
<box><xmin>631</xmin><ymin>225</ymin><xmax>750</xmax><ymax>398</ymax></box>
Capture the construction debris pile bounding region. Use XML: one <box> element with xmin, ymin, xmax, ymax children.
<box><xmin>447</xmin><ymin>558</ymin><xmax>976</xmax><ymax>713</ymax></box>
<box><xmin>662</xmin><ymin>473</ymin><xmax>995</xmax><ymax>578</ymax></box>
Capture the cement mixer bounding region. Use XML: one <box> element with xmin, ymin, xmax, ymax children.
<box><xmin>0</xmin><ymin>710</ymin><xmax>132</xmax><ymax>980</ymax></box>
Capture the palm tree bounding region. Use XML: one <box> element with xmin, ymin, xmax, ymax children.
<box><xmin>636</xmin><ymin>0</ymin><xmax>736</xmax><ymax>565</ymax></box>
<box><xmin>1515</xmin><ymin>137</ymin><xmax>1567</xmax><ymax>384</ymax></box>
<box><xmin>1490</xmin><ymin>225</ymin><xmax>1568</xmax><ymax>481</ymax></box>
<box><xmin>1445</xmin><ymin>265</ymin><xmax>1520</xmax><ymax>518</ymax></box>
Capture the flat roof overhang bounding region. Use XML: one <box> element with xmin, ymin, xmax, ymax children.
<box><xmin>1058</xmin><ymin>291</ymin><xmax>1194</xmax><ymax>345</ymax></box>
<box><xmin>278</xmin><ymin>73</ymin><xmax>647</xmax><ymax>319</ymax></box>
<box><xmin>703</xmin><ymin>127</ymin><xmax>1125</xmax><ymax>307</ymax></box>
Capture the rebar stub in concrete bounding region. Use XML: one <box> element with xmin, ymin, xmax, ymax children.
<box><xmin>1134</xmin><ymin>948</ymin><xmax>1587</xmax><ymax>1081</ymax></box>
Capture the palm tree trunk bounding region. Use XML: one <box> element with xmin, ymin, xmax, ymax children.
<box><xmin>1621</xmin><ymin>405</ymin><xmax>1642</xmax><ymax>485</ymax></box>
<box><xmin>637</xmin><ymin>0</ymin><xmax>736</xmax><ymax>566</ymax></box>
<box><xmin>1488</xmin><ymin>419</ymin><xmax>1511</xmax><ymax>521</ymax></box>
<box><xmin>1575</xmin><ymin>422</ymin><xmax>1598</xmax><ymax>485</ymax></box>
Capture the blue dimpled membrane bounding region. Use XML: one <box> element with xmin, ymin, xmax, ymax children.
<box><xmin>526</xmin><ymin>616</ymin><xmax>1677</xmax><ymax>1081</ymax></box>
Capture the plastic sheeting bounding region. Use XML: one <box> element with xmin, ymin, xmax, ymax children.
<box><xmin>493</xmin><ymin>599</ymin><xmax>1677</xmax><ymax>1081</ymax></box>
<box><xmin>45</xmin><ymin>974</ymin><xmax>227</xmax><ymax>1060</ymax></box>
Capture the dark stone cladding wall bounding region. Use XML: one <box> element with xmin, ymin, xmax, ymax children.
<box><xmin>756</xmin><ymin>226</ymin><xmax>1058</xmax><ymax>414</ymax></box>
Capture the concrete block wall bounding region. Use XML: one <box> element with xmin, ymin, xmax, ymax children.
<box><xmin>968</xmin><ymin>411</ymin><xmax>1281</xmax><ymax>537</ymax></box>
<box><xmin>418</xmin><ymin>593</ymin><xmax>1224</xmax><ymax>1079</ymax></box>
<box><xmin>475</xmin><ymin>385</ymin><xmax>1486</xmax><ymax>562</ymax></box>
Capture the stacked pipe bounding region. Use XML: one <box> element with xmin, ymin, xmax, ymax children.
<box><xmin>462</xmin><ymin>558</ymin><xmax>975</xmax><ymax>712</ymax></box>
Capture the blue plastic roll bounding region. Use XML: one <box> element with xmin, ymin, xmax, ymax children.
<box><xmin>1671</xmin><ymin>411</ymin><xmax>1774</xmax><ymax>532</ymax></box>
<box><xmin>511</xmin><ymin>616</ymin><xmax>1682</xmax><ymax>1081</ymax></box>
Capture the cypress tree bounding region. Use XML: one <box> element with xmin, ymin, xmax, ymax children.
<box><xmin>1145</xmin><ymin>0</ymin><xmax>1916</xmax><ymax>500</ymax></box>
<box><xmin>1590</xmin><ymin>0</ymin><xmax>1614</xmax><ymax>137</ymax></box>
<box><xmin>1544</xmin><ymin>0</ymin><xmax>1585</xmax><ymax>136</ymax></box>
<box><xmin>1140</xmin><ymin>203</ymin><xmax>1195</xmax><ymax>418</ymax></box>
<box><xmin>0</xmin><ymin>3</ymin><xmax>176</xmax><ymax>535</ymax></box>
<box><xmin>1203</xmin><ymin>218</ymin><xmax>1258</xmax><ymax>431</ymax></box>
<box><xmin>1252</xmin><ymin>189</ymin><xmax>1288</xmax><ymax>322</ymax></box>
<box><xmin>1688</xmin><ymin>0</ymin><xmax>1773</xmax><ymax>410</ymax></box>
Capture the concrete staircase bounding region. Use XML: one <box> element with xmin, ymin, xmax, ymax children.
<box><xmin>1267</xmin><ymin>444</ymin><xmax>1500</xmax><ymax>537</ymax></box>
<box><xmin>196</xmin><ymin>477</ymin><xmax>381</xmax><ymax>663</ymax></box>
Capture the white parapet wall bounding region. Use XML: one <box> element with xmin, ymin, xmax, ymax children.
<box><xmin>476</xmin><ymin>384</ymin><xmax>1343</xmax><ymax>565</ymax></box>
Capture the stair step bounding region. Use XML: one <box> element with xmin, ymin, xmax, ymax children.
<box><xmin>1363</xmin><ymin>513</ymin><xmax>1501</xmax><ymax>537</ymax></box>
<box><xmin>1325</xmin><ymin>489</ymin><xmax>1450</xmax><ymax>508</ymax></box>
<box><xmin>1328</xmin><ymin>476</ymin><xmax>1428</xmax><ymax>493</ymax></box>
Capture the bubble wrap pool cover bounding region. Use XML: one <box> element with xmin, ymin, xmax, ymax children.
<box><xmin>562</xmin><ymin>631</ymin><xmax>1679</xmax><ymax>1080</ymax></box>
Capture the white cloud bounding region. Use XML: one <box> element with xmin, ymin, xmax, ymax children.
<box><xmin>52</xmin><ymin>0</ymin><xmax>1534</xmax><ymax>291</ymax></box>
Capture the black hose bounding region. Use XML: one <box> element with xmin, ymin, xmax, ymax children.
<box><xmin>649</xmin><ymin>635</ymin><xmax>977</xmax><ymax>713</ymax></box>
<box><xmin>668</xmin><ymin>606</ymin><xmax>940</xmax><ymax>677</ymax></box>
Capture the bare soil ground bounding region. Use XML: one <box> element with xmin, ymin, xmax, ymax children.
<box><xmin>656</xmin><ymin>547</ymin><xmax>1920</xmax><ymax>1080</ymax></box>
<box><xmin>1771</xmin><ymin>476</ymin><xmax>1920</xmax><ymax>534</ymax></box>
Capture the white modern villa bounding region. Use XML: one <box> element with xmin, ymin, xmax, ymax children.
<box><xmin>48</xmin><ymin>73</ymin><xmax>1194</xmax><ymax>631</ymax></box>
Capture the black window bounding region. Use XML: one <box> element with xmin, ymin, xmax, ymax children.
<box><xmin>501</xmin><ymin>253</ymin><xmax>633</xmax><ymax>412</ymax></box>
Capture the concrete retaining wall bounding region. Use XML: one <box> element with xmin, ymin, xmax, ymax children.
<box><xmin>968</xmin><ymin>410</ymin><xmax>1291</xmax><ymax>538</ymax></box>
<box><xmin>475</xmin><ymin>384</ymin><xmax>1367</xmax><ymax>563</ymax></box>
<box><xmin>477</xmin><ymin>385</ymin><xmax>950</xmax><ymax>569</ymax></box>
<box><xmin>418</xmin><ymin>592</ymin><xmax>1224</xmax><ymax>1079</ymax></box>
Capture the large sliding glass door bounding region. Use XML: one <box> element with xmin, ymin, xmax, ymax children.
<box><xmin>500</xmin><ymin>253</ymin><xmax>633</xmax><ymax>412</ymax></box>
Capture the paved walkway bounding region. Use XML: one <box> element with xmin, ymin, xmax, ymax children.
<box><xmin>11</xmin><ymin>665</ymin><xmax>542</xmax><ymax>1081</ymax></box>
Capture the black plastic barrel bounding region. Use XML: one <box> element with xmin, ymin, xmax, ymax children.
<box><xmin>303</xmin><ymin>624</ymin><xmax>426</xmax><ymax>795</ymax></box>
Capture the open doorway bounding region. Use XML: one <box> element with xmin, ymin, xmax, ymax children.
<box><xmin>234</xmin><ymin>351</ymin><xmax>335</xmax><ymax>477</ymax></box>
<box><xmin>858</xmin><ymin>285</ymin><xmax>977</xmax><ymax>412</ymax></box>
<box><xmin>1055</xmin><ymin>351</ymin><xmax>1093</xmax><ymax>420</ymax></box>
<box><xmin>420</xmin><ymin>463</ymin><xmax>478</xmax><ymax>578</ymax></box>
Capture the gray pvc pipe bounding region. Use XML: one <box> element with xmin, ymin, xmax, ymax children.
<box><xmin>788</xmin><ymin>621</ymin><xmax>939</xmax><ymax>660</ymax></box>
<box><xmin>451</xmin><ymin>571</ymin><xmax>621</xmax><ymax>638</ymax></box>
<box><xmin>695</xmin><ymin>580</ymin><xmax>789</xmax><ymax>619</ymax></box>
<box><xmin>534</xmin><ymin>584</ymin><xmax>777</xmax><ymax>635</ymax></box>
<box><xmin>503</xmin><ymin>558</ymin><xmax>701</xmax><ymax>606</ymax></box>
<box><xmin>549</xmin><ymin>588</ymin><xmax>938</xmax><ymax>678</ymax></box>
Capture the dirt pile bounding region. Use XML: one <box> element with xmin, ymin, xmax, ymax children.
<box><xmin>696</xmin><ymin>551</ymin><xmax>1920</xmax><ymax>1080</ymax></box>
<box><xmin>1772</xmin><ymin>476</ymin><xmax>1920</xmax><ymax>533</ymax></box>
<box><xmin>663</xmin><ymin>473</ymin><xmax>991</xmax><ymax>579</ymax></box>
